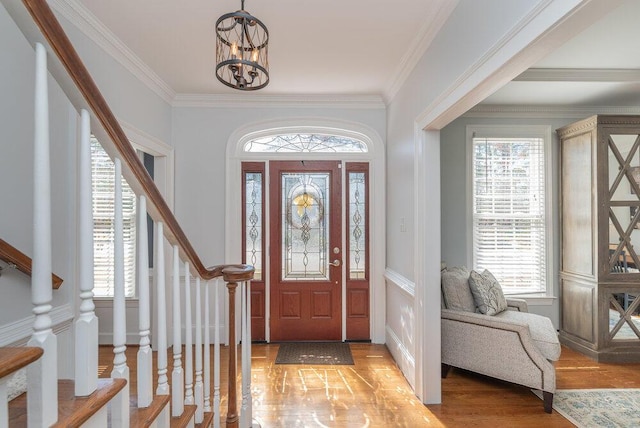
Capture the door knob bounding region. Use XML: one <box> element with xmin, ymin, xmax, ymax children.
<box><xmin>330</xmin><ymin>259</ymin><xmax>341</xmax><ymax>267</ymax></box>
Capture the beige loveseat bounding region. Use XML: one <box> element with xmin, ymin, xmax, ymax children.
<box><xmin>441</xmin><ymin>267</ymin><xmax>560</xmax><ymax>413</ymax></box>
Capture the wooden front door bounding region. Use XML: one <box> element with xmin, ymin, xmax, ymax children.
<box><xmin>269</xmin><ymin>161</ymin><xmax>342</xmax><ymax>341</ymax></box>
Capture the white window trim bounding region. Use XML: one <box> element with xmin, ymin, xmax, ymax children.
<box><xmin>465</xmin><ymin>124</ymin><xmax>554</xmax><ymax>297</ymax></box>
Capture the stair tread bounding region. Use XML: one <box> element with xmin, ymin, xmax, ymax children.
<box><xmin>8</xmin><ymin>378</ymin><xmax>126</xmax><ymax>427</ymax></box>
<box><xmin>171</xmin><ymin>404</ymin><xmax>197</xmax><ymax>427</ymax></box>
<box><xmin>130</xmin><ymin>394</ymin><xmax>171</xmax><ymax>428</ymax></box>
<box><xmin>0</xmin><ymin>347</ymin><xmax>43</xmax><ymax>378</ymax></box>
<box><xmin>196</xmin><ymin>411</ymin><xmax>215</xmax><ymax>428</ymax></box>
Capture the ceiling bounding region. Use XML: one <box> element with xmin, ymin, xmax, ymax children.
<box><xmin>74</xmin><ymin>0</ymin><xmax>456</xmax><ymax>97</ymax></box>
<box><xmin>483</xmin><ymin>0</ymin><xmax>640</xmax><ymax>107</ymax></box>
<box><xmin>67</xmin><ymin>0</ymin><xmax>640</xmax><ymax>107</ymax></box>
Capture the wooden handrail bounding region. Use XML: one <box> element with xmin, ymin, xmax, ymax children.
<box><xmin>0</xmin><ymin>239</ymin><xmax>63</xmax><ymax>288</ymax></box>
<box><xmin>14</xmin><ymin>0</ymin><xmax>252</xmax><ymax>281</ymax></box>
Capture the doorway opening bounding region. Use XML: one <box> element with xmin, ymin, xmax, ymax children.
<box><xmin>226</xmin><ymin>121</ymin><xmax>385</xmax><ymax>343</ymax></box>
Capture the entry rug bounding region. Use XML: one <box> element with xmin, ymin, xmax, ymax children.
<box><xmin>533</xmin><ymin>389</ymin><xmax>640</xmax><ymax>427</ymax></box>
<box><xmin>275</xmin><ymin>342</ymin><xmax>354</xmax><ymax>365</ymax></box>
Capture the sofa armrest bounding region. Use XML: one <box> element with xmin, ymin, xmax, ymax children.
<box><xmin>442</xmin><ymin>308</ymin><xmax>528</xmax><ymax>331</ymax></box>
<box><xmin>441</xmin><ymin>308</ymin><xmax>555</xmax><ymax>392</ymax></box>
<box><xmin>506</xmin><ymin>298</ymin><xmax>528</xmax><ymax>312</ymax></box>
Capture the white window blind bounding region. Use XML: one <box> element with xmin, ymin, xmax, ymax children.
<box><xmin>472</xmin><ymin>136</ymin><xmax>546</xmax><ymax>294</ymax></box>
<box><xmin>91</xmin><ymin>137</ymin><xmax>136</xmax><ymax>297</ymax></box>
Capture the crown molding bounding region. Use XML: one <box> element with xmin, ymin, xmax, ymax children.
<box><xmin>516</xmin><ymin>68</ymin><xmax>640</xmax><ymax>82</ymax></box>
<box><xmin>464</xmin><ymin>104</ymin><xmax>640</xmax><ymax>119</ymax></box>
<box><xmin>383</xmin><ymin>0</ymin><xmax>459</xmax><ymax>104</ymax></box>
<box><xmin>49</xmin><ymin>0</ymin><xmax>176</xmax><ymax>104</ymax></box>
<box><xmin>172</xmin><ymin>93</ymin><xmax>386</xmax><ymax>109</ymax></box>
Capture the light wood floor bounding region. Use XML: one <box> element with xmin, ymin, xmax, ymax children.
<box><xmin>99</xmin><ymin>344</ymin><xmax>640</xmax><ymax>427</ymax></box>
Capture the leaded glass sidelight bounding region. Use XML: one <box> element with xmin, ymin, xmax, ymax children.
<box><xmin>245</xmin><ymin>172</ymin><xmax>263</xmax><ymax>280</ymax></box>
<box><xmin>607</xmin><ymin>133</ymin><xmax>640</xmax><ymax>274</ymax></box>
<box><xmin>349</xmin><ymin>172</ymin><xmax>366</xmax><ymax>279</ymax></box>
<box><xmin>282</xmin><ymin>172</ymin><xmax>330</xmax><ymax>280</ymax></box>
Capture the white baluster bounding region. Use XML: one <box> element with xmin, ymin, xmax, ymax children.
<box><xmin>213</xmin><ymin>278</ymin><xmax>221</xmax><ymax>428</ymax></box>
<box><xmin>27</xmin><ymin>42</ymin><xmax>58</xmax><ymax>428</ymax></box>
<box><xmin>155</xmin><ymin>222</ymin><xmax>169</xmax><ymax>395</ymax></box>
<box><xmin>204</xmin><ymin>281</ymin><xmax>212</xmax><ymax>413</ymax></box>
<box><xmin>111</xmin><ymin>158</ymin><xmax>130</xmax><ymax>427</ymax></box>
<box><xmin>137</xmin><ymin>195</ymin><xmax>153</xmax><ymax>407</ymax></box>
<box><xmin>184</xmin><ymin>263</ymin><xmax>194</xmax><ymax>405</ymax></box>
<box><xmin>75</xmin><ymin>108</ymin><xmax>98</xmax><ymax>397</ymax></box>
<box><xmin>194</xmin><ymin>277</ymin><xmax>204</xmax><ymax>423</ymax></box>
<box><xmin>171</xmin><ymin>245</ymin><xmax>184</xmax><ymax>416</ymax></box>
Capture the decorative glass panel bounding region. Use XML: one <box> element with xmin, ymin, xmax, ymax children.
<box><xmin>244</xmin><ymin>134</ymin><xmax>367</xmax><ymax>153</ymax></box>
<box><xmin>245</xmin><ymin>172</ymin><xmax>263</xmax><ymax>281</ymax></box>
<box><xmin>349</xmin><ymin>172</ymin><xmax>366</xmax><ymax>280</ymax></box>
<box><xmin>282</xmin><ymin>172</ymin><xmax>329</xmax><ymax>281</ymax></box>
<box><xmin>607</xmin><ymin>133</ymin><xmax>640</xmax><ymax>273</ymax></box>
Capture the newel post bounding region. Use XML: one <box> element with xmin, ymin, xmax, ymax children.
<box><xmin>223</xmin><ymin>265</ymin><xmax>254</xmax><ymax>428</ymax></box>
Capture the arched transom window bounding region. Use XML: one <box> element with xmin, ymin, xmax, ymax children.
<box><xmin>243</xmin><ymin>133</ymin><xmax>368</xmax><ymax>153</ymax></box>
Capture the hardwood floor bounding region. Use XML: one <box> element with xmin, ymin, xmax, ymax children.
<box><xmin>99</xmin><ymin>344</ymin><xmax>640</xmax><ymax>427</ymax></box>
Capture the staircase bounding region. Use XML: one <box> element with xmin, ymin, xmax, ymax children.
<box><xmin>0</xmin><ymin>0</ymin><xmax>255</xmax><ymax>426</ymax></box>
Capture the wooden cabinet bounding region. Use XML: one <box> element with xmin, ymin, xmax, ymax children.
<box><xmin>558</xmin><ymin>115</ymin><xmax>640</xmax><ymax>362</ymax></box>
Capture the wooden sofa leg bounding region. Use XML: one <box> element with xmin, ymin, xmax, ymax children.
<box><xmin>441</xmin><ymin>363</ymin><xmax>451</xmax><ymax>379</ymax></box>
<box><xmin>543</xmin><ymin>391</ymin><xmax>553</xmax><ymax>414</ymax></box>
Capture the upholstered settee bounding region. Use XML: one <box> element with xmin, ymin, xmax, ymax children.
<box><xmin>440</xmin><ymin>267</ymin><xmax>560</xmax><ymax>413</ymax></box>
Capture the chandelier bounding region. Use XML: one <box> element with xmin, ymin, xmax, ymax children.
<box><xmin>215</xmin><ymin>0</ymin><xmax>269</xmax><ymax>90</ymax></box>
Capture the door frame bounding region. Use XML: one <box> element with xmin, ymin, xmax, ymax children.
<box><xmin>225</xmin><ymin>118</ymin><xmax>385</xmax><ymax>343</ymax></box>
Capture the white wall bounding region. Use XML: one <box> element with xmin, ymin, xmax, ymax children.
<box><xmin>171</xmin><ymin>106</ymin><xmax>386</xmax><ymax>266</ymax></box>
<box><xmin>0</xmin><ymin>1</ymin><xmax>176</xmax><ymax>356</ymax></box>
<box><xmin>385</xmin><ymin>0</ymin><xmax>593</xmax><ymax>403</ymax></box>
<box><xmin>440</xmin><ymin>114</ymin><xmax>585</xmax><ymax>328</ymax></box>
<box><xmin>0</xmin><ymin>2</ymin><xmax>75</xmax><ymax>328</ymax></box>
<box><xmin>0</xmin><ymin>3</ymin><xmax>77</xmax><ymax>376</ymax></box>
<box><xmin>55</xmin><ymin>13</ymin><xmax>173</xmax><ymax>145</ymax></box>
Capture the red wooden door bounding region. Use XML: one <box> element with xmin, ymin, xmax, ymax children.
<box><xmin>269</xmin><ymin>161</ymin><xmax>342</xmax><ymax>341</ymax></box>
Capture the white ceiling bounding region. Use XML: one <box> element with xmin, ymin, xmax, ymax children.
<box><xmin>483</xmin><ymin>0</ymin><xmax>640</xmax><ymax>107</ymax></box>
<box><xmin>65</xmin><ymin>0</ymin><xmax>640</xmax><ymax>107</ymax></box>
<box><xmin>75</xmin><ymin>0</ymin><xmax>456</xmax><ymax>97</ymax></box>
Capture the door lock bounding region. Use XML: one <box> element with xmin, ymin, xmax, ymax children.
<box><xmin>329</xmin><ymin>259</ymin><xmax>341</xmax><ymax>267</ymax></box>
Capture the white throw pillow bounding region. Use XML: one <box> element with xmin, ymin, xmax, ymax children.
<box><xmin>468</xmin><ymin>269</ymin><xmax>508</xmax><ymax>315</ymax></box>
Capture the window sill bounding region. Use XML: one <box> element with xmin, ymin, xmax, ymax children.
<box><xmin>506</xmin><ymin>293</ymin><xmax>556</xmax><ymax>306</ymax></box>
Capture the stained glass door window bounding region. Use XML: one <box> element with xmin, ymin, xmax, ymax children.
<box><xmin>281</xmin><ymin>172</ymin><xmax>330</xmax><ymax>281</ymax></box>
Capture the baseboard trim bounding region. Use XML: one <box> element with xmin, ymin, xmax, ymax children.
<box><xmin>0</xmin><ymin>303</ymin><xmax>74</xmax><ymax>346</ymax></box>
<box><xmin>385</xmin><ymin>325</ymin><xmax>416</xmax><ymax>389</ymax></box>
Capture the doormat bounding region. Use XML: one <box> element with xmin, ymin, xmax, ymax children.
<box><xmin>533</xmin><ymin>389</ymin><xmax>640</xmax><ymax>427</ymax></box>
<box><xmin>275</xmin><ymin>342</ymin><xmax>354</xmax><ymax>365</ymax></box>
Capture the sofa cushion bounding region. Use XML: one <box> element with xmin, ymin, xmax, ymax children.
<box><xmin>441</xmin><ymin>267</ymin><xmax>476</xmax><ymax>312</ymax></box>
<box><xmin>496</xmin><ymin>310</ymin><xmax>561</xmax><ymax>361</ymax></box>
<box><xmin>468</xmin><ymin>269</ymin><xmax>508</xmax><ymax>315</ymax></box>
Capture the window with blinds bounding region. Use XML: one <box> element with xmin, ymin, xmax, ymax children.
<box><xmin>91</xmin><ymin>137</ymin><xmax>137</xmax><ymax>297</ymax></box>
<box><xmin>471</xmin><ymin>135</ymin><xmax>547</xmax><ymax>294</ymax></box>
